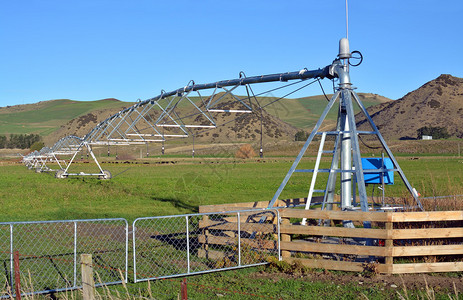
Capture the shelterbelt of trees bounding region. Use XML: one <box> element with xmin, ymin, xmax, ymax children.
<box><xmin>0</xmin><ymin>134</ymin><xmax>43</xmax><ymax>150</ymax></box>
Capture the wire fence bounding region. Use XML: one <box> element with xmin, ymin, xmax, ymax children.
<box><xmin>0</xmin><ymin>218</ymin><xmax>128</xmax><ymax>298</ymax></box>
<box><xmin>0</xmin><ymin>209</ymin><xmax>281</xmax><ymax>298</ymax></box>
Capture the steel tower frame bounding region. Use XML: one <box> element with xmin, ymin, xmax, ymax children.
<box><xmin>267</xmin><ymin>39</ymin><xmax>423</xmax><ymax>212</ymax></box>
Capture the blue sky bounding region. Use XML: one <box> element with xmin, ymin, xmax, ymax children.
<box><xmin>1</xmin><ymin>1</ymin><xmax>462</xmax><ymax>107</ymax></box>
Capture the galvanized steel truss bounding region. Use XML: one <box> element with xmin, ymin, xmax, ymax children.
<box><xmin>24</xmin><ymin>67</ymin><xmax>331</xmax><ymax>178</ymax></box>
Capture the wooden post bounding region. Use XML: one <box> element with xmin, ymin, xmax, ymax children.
<box><xmin>281</xmin><ymin>218</ymin><xmax>291</xmax><ymax>258</ymax></box>
<box><xmin>203</xmin><ymin>215</ymin><xmax>209</xmax><ymax>257</ymax></box>
<box><xmin>180</xmin><ymin>278</ymin><xmax>188</xmax><ymax>300</ymax></box>
<box><xmin>81</xmin><ymin>254</ymin><xmax>95</xmax><ymax>300</ymax></box>
<box><xmin>385</xmin><ymin>221</ymin><xmax>393</xmax><ymax>274</ymax></box>
<box><xmin>13</xmin><ymin>251</ymin><xmax>21</xmax><ymax>300</ymax></box>
<box><xmin>272</xmin><ymin>213</ymin><xmax>278</xmax><ymax>241</ymax></box>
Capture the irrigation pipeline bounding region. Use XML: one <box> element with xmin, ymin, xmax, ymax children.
<box><xmin>141</xmin><ymin>66</ymin><xmax>332</xmax><ymax>107</ymax></box>
<box><xmin>83</xmin><ymin>66</ymin><xmax>333</xmax><ymax>140</ymax></box>
<box><xmin>23</xmin><ymin>63</ymin><xmax>336</xmax><ymax>170</ymax></box>
<box><xmin>26</xmin><ymin>47</ymin><xmax>383</xmax><ymax>193</ymax></box>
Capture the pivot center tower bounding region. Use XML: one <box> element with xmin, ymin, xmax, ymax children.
<box><xmin>268</xmin><ymin>38</ymin><xmax>423</xmax><ymax>213</ymax></box>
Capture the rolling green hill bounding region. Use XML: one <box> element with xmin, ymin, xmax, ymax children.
<box><xmin>256</xmin><ymin>93</ymin><xmax>391</xmax><ymax>130</ymax></box>
<box><xmin>0</xmin><ymin>93</ymin><xmax>390</xmax><ymax>144</ymax></box>
<box><xmin>0</xmin><ymin>99</ymin><xmax>133</xmax><ymax>136</ymax></box>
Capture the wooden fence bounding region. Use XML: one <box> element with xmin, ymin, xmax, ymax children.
<box><xmin>199</xmin><ymin>199</ymin><xmax>463</xmax><ymax>274</ymax></box>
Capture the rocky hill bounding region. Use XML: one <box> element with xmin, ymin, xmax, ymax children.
<box><xmin>51</xmin><ymin>105</ymin><xmax>130</xmax><ymax>144</ymax></box>
<box><xmin>187</xmin><ymin>95</ymin><xmax>299</xmax><ymax>143</ymax></box>
<box><xmin>356</xmin><ymin>74</ymin><xmax>463</xmax><ymax>139</ymax></box>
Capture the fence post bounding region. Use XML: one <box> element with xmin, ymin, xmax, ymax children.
<box><xmin>81</xmin><ymin>254</ymin><xmax>95</xmax><ymax>300</ymax></box>
<box><xmin>385</xmin><ymin>219</ymin><xmax>393</xmax><ymax>274</ymax></box>
<box><xmin>280</xmin><ymin>217</ymin><xmax>291</xmax><ymax>258</ymax></box>
<box><xmin>201</xmin><ymin>215</ymin><xmax>209</xmax><ymax>258</ymax></box>
<box><xmin>181</xmin><ymin>278</ymin><xmax>188</xmax><ymax>300</ymax></box>
<box><xmin>13</xmin><ymin>251</ymin><xmax>21</xmax><ymax>300</ymax></box>
<box><xmin>272</xmin><ymin>212</ymin><xmax>279</xmax><ymax>242</ymax></box>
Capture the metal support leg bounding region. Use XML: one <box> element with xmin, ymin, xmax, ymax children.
<box><xmin>350</xmin><ymin>91</ymin><xmax>423</xmax><ymax>210</ymax></box>
<box><xmin>267</xmin><ymin>91</ymin><xmax>341</xmax><ymax>209</ymax></box>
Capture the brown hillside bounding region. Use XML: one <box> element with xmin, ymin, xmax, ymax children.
<box><xmin>189</xmin><ymin>96</ymin><xmax>298</xmax><ymax>143</ymax></box>
<box><xmin>49</xmin><ymin>106</ymin><xmax>130</xmax><ymax>144</ymax></box>
<box><xmin>52</xmin><ymin>93</ymin><xmax>299</xmax><ymax>144</ymax></box>
<box><xmin>356</xmin><ymin>74</ymin><xmax>463</xmax><ymax>139</ymax></box>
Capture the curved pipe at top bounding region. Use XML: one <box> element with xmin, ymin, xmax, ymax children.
<box><xmin>82</xmin><ymin>65</ymin><xmax>335</xmax><ymax>143</ymax></box>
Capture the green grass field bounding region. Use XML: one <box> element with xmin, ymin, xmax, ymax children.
<box><xmin>1</xmin><ymin>155</ymin><xmax>462</xmax><ymax>299</ymax></box>
<box><xmin>1</xmin><ymin>156</ymin><xmax>462</xmax><ymax>223</ymax></box>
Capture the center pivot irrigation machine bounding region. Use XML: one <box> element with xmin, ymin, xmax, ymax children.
<box><xmin>23</xmin><ymin>36</ymin><xmax>423</xmax><ymax>213</ymax></box>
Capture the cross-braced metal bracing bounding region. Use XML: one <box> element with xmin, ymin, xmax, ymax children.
<box><xmin>25</xmin><ymin>70</ymin><xmax>330</xmax><ymax>178</ymax></box>
<box><xmin>81</xmin><ymin>73</ymin><xmax>328</xmax><ymax>146</ymax></box>
<box><xmin>22</xmin><ymin>135</ymin><xmax>112</xmax><ymax>179</ymax></box>
<box><xmin>266</xmin><ymin>39</ymin><xmax>423</xmax><ymax>213</ymax></box>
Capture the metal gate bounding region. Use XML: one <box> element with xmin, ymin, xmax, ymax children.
<box><xmin>0</xmin><ymin>218</ymin><xmax>128</xmax><ymax>298</ymax></box>
<box><xmin>133</xmin><ymin>209</ymin><xmax>280</xmax><ymax>282</ymax></box>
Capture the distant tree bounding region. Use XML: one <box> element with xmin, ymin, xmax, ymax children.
<box><xmin>295</xmin><ymin>130</ymin><xmax>309</xmax><ymax>141</ymax></box>
<box><xmin>6</xmin><ymin>134</ymin><xmax>42</xmax><ymax>149</ymax></box>
<box><xmin>416</xmin><ymin>126</ymin><xmax>450</xmax><ymax>139</ymax></box>
<box><xmin>7</xmin><ymin>134</ymin><xmax>21</xmax><ymax>148</ymax></box>
<box><xmin>0</xmin><ymin>135</ymin><xmax>6</xmax><ymax>148</ymax></box>
<box><xmin>30</xmin><ymin>141</ymin><xmax>45</xmax><ymax>152</ymax></box>
<box><xmin>28</xmin><ymin>134</ymin><xmax>41</xmax><ymax>148</ymax></box>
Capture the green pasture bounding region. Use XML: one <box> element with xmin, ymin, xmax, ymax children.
<box><xmin>1</xmin><ymin>156</ymin><xmax>462</xmax><ymax>299</ymax></box>
<box><xmin>1</xmin><ymin>156</ymin><xmax>462</xmax><ymax>223</ymax></box>
<box><xmin>0</xmin><ymin>99</ymin><xmax>131</xmax><ymax>136</ymax></box>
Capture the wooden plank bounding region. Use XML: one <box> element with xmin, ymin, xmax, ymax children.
<box><xmin>198</xmin><ymin>220</ymin><xmax>275</xmax><ymax>233</ymax></box>
<box><xmin>280</xmin><ymin>225</ymin><xmax>388</xmax><ymax>239</ymax></box>
<box><xmin>392</xmin><ymin>245</ymin><xmax>463</xmax><ymax>257</ymax></box>
<box><xmin>390</xmin><ymin>211</ymin><xmax>463</xmax><ymax>222</ymax></box>
<box><xmin>197</xmin><ymin>249</ymin><xmax>226</xmax><ymax>260</ymax></box>
<box><xmin>202</xmin><ymin>207</ymin><xmax>262</xmax><ymax>213</ymax></box>
<box><xmin>391</xmin><ymin>228</ymin><xmax>463</xmax><ymax>239</ymax></box>
<box><xmin>199</xmin><ymin>205</ymin><xmax>269</xmax><ymax>214</ymax></box>
<box><xmin>284</xmin><ymin>257</ymin><xmax>396</xmax><ymax>274</ymax></box>
<box><xmin>280</xmin><ymin>241</ymin><xmax>388</xmax><ymax>256</ymax></box>
<box><xmin>376</xmin><ymin>263</ymin><xmax>391</xmax><ymax>274</ymax></box>
<box><xmin>390</xmin><ymin>262</ymin><xmax>463</xmax><ymax>274</ymax></box>
<box><xmin>198</xmin><ymin>234</ymin><xmax>277</xmax><ymax>249</ymax></box>
<box><xmin>198</xmin><ymin>198</ymin><xmax>312</xmax><ymax>213</ymax></box>
<box><xmin>283</xmin><ymin>257</ymin><xmax>366</xmax><ymax>272</ymax></box>
<box><xmin>279</xmin><ymin>209</ymin><xmax>389</xmax><ymax>222</ymax></box>
<box><xmin>199</xmin><ymin>203</ymin><xmax>270</xmax><ymax>213</ymax></box>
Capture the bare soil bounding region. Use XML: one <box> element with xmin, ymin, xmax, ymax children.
<box><xmin>255</xmin><ymin>269</ymin><xmax>463</xmax><ymax>293</ymax></box>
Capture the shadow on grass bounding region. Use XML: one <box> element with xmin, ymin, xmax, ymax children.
<box><xmin>152</xmin><ymin>197</ymin><xmax>199</xmax><ymax>213</ymax></box>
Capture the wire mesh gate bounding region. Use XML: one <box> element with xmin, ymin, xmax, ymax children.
<box><xmin>0</xmin><ymin>218</ymin><xmax>128</xmax><ymax>298</ymax></box>
<box><xmin>133</xmin><ymin>209</ymin><xmax>280</xmax><ymax>282</ymax></box>
<box><xmin>0</xmin><ymin>210</ymin><xmax>280</xmax><ymax>296</ymax></box>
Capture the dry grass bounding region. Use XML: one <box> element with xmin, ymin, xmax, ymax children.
<box><xmin>11</xmin><ymin>270</ymin><xmax>160</xmax><ymax>300</ymax></box>
<box><xmin>396</xmin><ymin>276</ymin><xmax>460</xmax><ymax>300</ymax></box>
<box><xmin>235</xmin><ymin>144</ymin><xmax>256</xmax><ymax>159</ymax></box>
